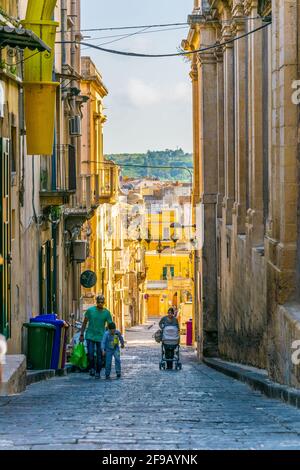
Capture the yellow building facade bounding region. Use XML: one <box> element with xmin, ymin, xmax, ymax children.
<box><xmin>146</xmin><ymin>252</ymin><xmax>193</xmax><ymax>317</ymax></box>
<box><xmin>80</xmin><ymin>57</ymin><xmax>120</xmax><ymax>325</ymax></box>
<box><xmin>145</xmin><ymin>208</ymin><xmax>194</xmax><ymax>334</ymax></box>
<box><xmin>79</xmin><ymin>64</ymin><xmax>147</xmax><ymax>333</ymax></box>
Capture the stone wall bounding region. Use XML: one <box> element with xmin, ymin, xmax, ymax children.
<box><xmin>218</xmin><ymin>223</ymin><xmax>267</xmax><ymax>368</ymax></box>
<box><xmin>185</xmin><ymin>0</ymin><xmax>300</xmax><ymax>387</ymax></box>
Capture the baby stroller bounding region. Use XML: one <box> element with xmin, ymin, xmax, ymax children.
<box><xmin>159</xmin><ymin>325</ymin><xmax>182</xmax><ymax>371</ymax></box>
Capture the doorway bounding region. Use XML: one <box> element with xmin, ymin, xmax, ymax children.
<box><xmin>147</xmin><ymin>295</ymin><xmax>160</xmax><ymax>317</ymax></box>
<box><xmin>0</xmin><ymin>138</ymin><xmax>11</xmax><ymax>337</ymax></box>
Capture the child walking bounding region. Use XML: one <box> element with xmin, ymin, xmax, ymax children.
<box><xmin>101</xmin><ymin>322</ymin><xmax>125</xmax><ymax>379</ymax></box>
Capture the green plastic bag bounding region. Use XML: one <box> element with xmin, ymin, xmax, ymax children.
<box><xmin>70</xmin><ymin>342</ymin><xmax>88</xmax><ymax>370</ymax></box>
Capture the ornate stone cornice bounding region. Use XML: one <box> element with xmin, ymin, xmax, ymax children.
<box><xmin>257</xmin><ymin>0</ymin><xmax>271</xmax><ymax>16</ymax></box>
<box><xmin>189</xmin><ymin>60</ymin><xmax>199</xmax><ymax>82</ymax></box>
<box><xmin>198</xmin><ymin>50</ymin><xmax>217</xmax><ymax>65</ymax></box>
<box><xmin>243</xmin><ymin>0</ymin><xmax>258</xmax><ymax>15</ymax></box>
<box><xmin>231</xmin><ymin>12</ymin><xmax>246</xmax><ymax>36</ymax></box>
<box><xmin>214</xmin><ymin>46</ymin><xmax>224</xmax><ymax>62</ymax></box>
<box><xmin>221</xmin><ymin>23</ymin><xmax>233</xmax><ymax>45</ymax></box>
<box><xmin>231</xmin><ymin>20</ymin><xmax>246</xmax><ymax>36</ymax></box>
<box><xmin>232</xmin><ymin>0</ymin><xmax>244</xmax><ymax>16</ymax></box>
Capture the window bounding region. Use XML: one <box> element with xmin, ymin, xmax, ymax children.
<box><xmin>163</xmin><ymin>266</ymin><xmax>175</xmax><ymax>279</ymax></box>
<box><xmin>163</xmin><ymin>228</ymin><xmax>169</xmax><ymax>240</ymax></box>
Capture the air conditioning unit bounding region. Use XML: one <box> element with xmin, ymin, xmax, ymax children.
<box><xmin>72</xmin><ymin>240</ymin><xmax>87</xmax><ymax>262</ymax></box>
<box><xmin>69</xmin><ymin>115</ymin><xmax>82</xmax><ymax>136</ymax></box>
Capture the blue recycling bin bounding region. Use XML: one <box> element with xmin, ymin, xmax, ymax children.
<box><xmin>30</xmin><ymin>314</ymin><xmax>65</xmax><ymax>369</ymax></box>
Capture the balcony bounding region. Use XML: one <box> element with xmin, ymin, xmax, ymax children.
<box><xmin>77</xmin><ymin>163</ymin><xmax>119</xmax><ymax>210</ymax></box>
<box><xmin>40</xmin><ymin>144</ymin><xmax>76</xmax><ymax>209</ymax></box>
<box><xmin>114</xmin><ymin>259</ymin><xmax>125</xmax><ymax>282</ymax></box>
<box><xmin>64</xmin><ymin>162</ymin><xmax>119</xmax><ymax>230</ymax></box>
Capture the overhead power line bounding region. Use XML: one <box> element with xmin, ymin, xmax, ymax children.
<box><xmin>57</xmin><ymin>22</ymin><xmax>271</xmax><ymax>59</ymax></box>
<box><xmin>82</xmin><ymin>26</ymin><xmax>189</xmax><ymax>42</ymax></box>
<box><xmin>59</xmin><ymin>22</ymin><xmax>189</xmax><ymax>33</ymax></box>
<box><xmin>58</xmin><ymin>16</ymin><xmax>269</xmax><ymax>34</ymax></box>
<box><xmin>82</xmin><ymin>26</ymin><xmax>151</xmax><ymax>51</ymax></box>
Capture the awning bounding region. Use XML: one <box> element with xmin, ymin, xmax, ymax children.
<box><xmin>0</xmin><ymin>25</ymin><xmax>51</xmax><ymax>52</ymax></box>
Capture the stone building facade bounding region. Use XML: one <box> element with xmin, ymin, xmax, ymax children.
<box><xmin>184</xmin><ymin>0</ymin><xmax>300</xmax><ymax>387</ymax></box>
<box><xmin>0</xmin><ymin>0</ymin><xmax>117</xmax><ymax>356</ymax></box>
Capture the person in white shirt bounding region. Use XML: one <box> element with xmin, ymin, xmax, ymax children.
<box><xmin>0</xmin><ymin>334</ymin><xmax>7</xmax><ymax>383</ymax></box>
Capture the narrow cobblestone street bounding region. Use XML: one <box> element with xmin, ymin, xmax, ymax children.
<box><xmin>2</xmin><ymin>321</ymin><xmax>300</xmax><ymax>450</ymax></box>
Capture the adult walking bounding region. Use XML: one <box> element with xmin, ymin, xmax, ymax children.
<box><xmin>80</xmin><ymin>294</ymin><xmax>112</xmax><ymax>379</ymax></box>
<box><xmin>159</xmin><ymin>307</ymin><xmax>180</xmax><ymax>369</ymax></box>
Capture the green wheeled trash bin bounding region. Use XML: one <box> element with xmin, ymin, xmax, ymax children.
<box><xmin>24</xmin><ymin>322</ymin><xmax>56</xmax><ymax>370</ymax></box>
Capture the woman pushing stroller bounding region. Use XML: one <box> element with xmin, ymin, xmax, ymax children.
<box><xmin>159</xmin><ymin>307</ymin><xmax>181</xmax><ymax>370</ymax></box>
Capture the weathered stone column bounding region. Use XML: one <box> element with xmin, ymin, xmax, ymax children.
<box><xmin>215</xmin><ymin>44</ymin><xmax>225</xmax><ymax>219</ymax></box>
<box><xmin>190</xmin><ymin>56</ymin><xmax>202</xmax><ymax>359</ymax></box>
<box><xmin>267</xmin><ymin>0</ymin><xmax>298</xmax><ymax>280</ymax></box>
<box><xmin>191</xmin><ymin>56</ymin><xmax>201</xmax><ymax>209</ymax></box>
<box><xmin>232</xmin><ymin>3</ymin><xmax>247</xmax><ymax>233</ymax></box>
<box><xmin>244</xmin><ymin>0</ymin><xmax>264</xmax><ymax>245</ymax></box>
<box><xmin>198</xmin><ymin>20</ymin><xmax>219</xmax><ymax>356</ymax></box>
<box><xmin>222</xmin><ymin>21</ymin><xmax>235</xmax><ymax>225</ymax></box>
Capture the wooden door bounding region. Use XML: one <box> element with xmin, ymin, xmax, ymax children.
<box><xmin>147</xmin><ymin>295</ymin><xmax>160</xmax><ymax>317</ymax></box>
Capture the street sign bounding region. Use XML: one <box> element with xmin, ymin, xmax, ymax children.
<box><xmin>80</xmin><ymin>270</ymin><xmax>97</xmax><ymax>288</ymax></box>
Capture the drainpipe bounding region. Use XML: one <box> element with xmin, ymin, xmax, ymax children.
<box><xmin>71</xmin><ymin>0</ymin><xmax>77</xmax><ymax>72</ymax></box>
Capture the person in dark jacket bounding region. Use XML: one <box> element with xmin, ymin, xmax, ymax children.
<box><xmin>159</xmin><ymin>307</ymin><xmax>179</xmax><ymax>330</ymax></box>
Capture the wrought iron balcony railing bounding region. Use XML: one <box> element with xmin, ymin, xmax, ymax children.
<box><xmin>40</xmin><ymin>144</ymin><xmax>76</xmax><ymax>208</ymax></box>
<box><xmin>76</xmin><ymin>163</ymin><xmax>119</xmax><ymax>210</ymax></box>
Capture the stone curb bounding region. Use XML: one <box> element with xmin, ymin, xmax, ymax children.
<box><xmin>26</xmin><ymin>364</ymin><xmax>73</xmax><ymax>386</ymax></box>
<box><xmin>204</xmin><ymin>357</ymin><xmax>300</xmax><ymax>409</ymax></box>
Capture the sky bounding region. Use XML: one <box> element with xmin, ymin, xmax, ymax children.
<box><xmin>81</xmin><ymin>1</ymin><xmax>193</xmax><ymax>155</ymax></box>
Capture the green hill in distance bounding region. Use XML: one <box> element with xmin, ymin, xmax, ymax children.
<box><xmin>105</xmin><ymin>148</ymin><xmax>193</xmax><ymax>182</ymax></box>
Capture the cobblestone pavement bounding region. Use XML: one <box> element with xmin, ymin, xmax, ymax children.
<box><xmin>2</xmin><ymin>321</ymin><xmax>300</xmax><ymax>450</ymax></box>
